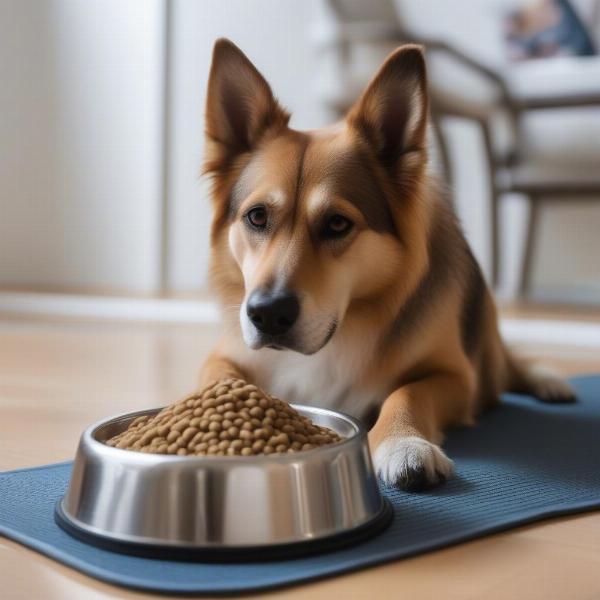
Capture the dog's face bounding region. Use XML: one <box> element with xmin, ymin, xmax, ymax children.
<box><xmin>205</xmin><ymin>40</ymin><xmax>429</xmax><ymax>355</ymax></box>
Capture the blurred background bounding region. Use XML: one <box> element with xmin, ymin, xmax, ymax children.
<box><xmin>1</xmin><ymin>0</ymin><xmax>599</xmax><ymax>313</ymax></box>
<box><xmin>2</xmin><ymin>0</ymin><xmax>600</xmax><ymax>505</ymax></box>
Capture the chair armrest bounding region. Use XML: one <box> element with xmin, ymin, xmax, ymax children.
<box><xmin>311</xmin><ymin>21</ymin><xmax>406</xmax><ymax>51</ymax></box>
<box><xmin>421</xmin><ymin>38</ymin><xmax>507</xmax><ymax>94</ymax></box>
<box><xmin>513</xmin><ymin>93</ymin><xmax>600</xmax><ymax>110</ymax></box>
<box><xmin>412</xmin><ymin>38</ymin><xmax>600</xmax><ymax>112</ymax></box>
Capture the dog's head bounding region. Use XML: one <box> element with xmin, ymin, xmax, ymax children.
<box><xmin>205</xmin><ymin>39</ymin><xmax>430</xmax><ymax>355</ymax></box>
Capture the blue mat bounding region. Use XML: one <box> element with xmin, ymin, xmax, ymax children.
<box><xmin>2</xmin><ymin>375</ymin><xmax>600</xmax><ymax>595</ymax></box>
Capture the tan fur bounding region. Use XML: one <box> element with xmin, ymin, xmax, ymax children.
<box><xmin>199</xmin><ymin>39</ymin><xmax>575</xmax><ymax>490</ymax></box>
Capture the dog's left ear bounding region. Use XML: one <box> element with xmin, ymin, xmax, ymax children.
<box><xmin>204</xmin><ymin>38</ymin><xmax>290</xmax><ymax>174</ymax></box>
<box><xmin>346</xmin><ymin>45</ymin><xmax>428</xmax><ymax>171</ymax></box>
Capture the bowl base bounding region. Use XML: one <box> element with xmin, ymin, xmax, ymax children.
<box><xmin>55</xmin><ymin>499</ymin><xmax>393</xmax><ymax>563</ymax></box>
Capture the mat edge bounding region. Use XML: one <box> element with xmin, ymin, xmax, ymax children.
<box><xmin>2</xmin><ymin>496</ymin><xmax>600</xmax><ymax>595</ymax></box>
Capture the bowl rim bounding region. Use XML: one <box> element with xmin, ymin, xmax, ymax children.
<box><xmin>84</xmin><ymin>403</ymin><xmax>366</xmax><ymax>464</ymax></box>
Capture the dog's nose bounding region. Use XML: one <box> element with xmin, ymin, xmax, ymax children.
<box><xmin>246</xmin><ymin>289</ymin><xmax>300</xmax><ymax>336</ymax></box>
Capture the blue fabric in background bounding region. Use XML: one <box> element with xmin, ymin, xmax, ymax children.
<box><xmin>1</xmin><ymin>375</ymin><xmax>600</xmax><ymax>595</ymax></box>
<box><xmin>505</xmin><ymin>0</ymin><xmax>596</xmax><ymax>59</ymax></box>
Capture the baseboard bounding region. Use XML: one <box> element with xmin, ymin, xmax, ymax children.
<box><xmin>528</xmin><ymin>285</ymin><xmax>600</xmax><ymax>306</ymax></box>
<box><xmin>0</xmin><ymin>291</ymin><xmax>598</xmax><ymax>348</ymax></box>
<box><xmin>0</xmin><ymin>291</ymin><xmax>219</xmax><ymax>323</ymax></box>
<box><xmin>499</xmin><ymin>318</ymin><xmax>600</xmax><ymax>349</ymax></box>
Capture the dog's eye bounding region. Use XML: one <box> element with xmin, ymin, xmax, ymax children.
<box><xmin>323</xmin><ymin>214</ymin><xmax>353</xmax><ymax>238</ymax></box>
<box><xmin>245</xmin><ymin>207</ymin><xmax>268</xmax><ymax>230</ymax></box>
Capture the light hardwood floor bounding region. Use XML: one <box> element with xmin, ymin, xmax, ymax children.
<box><xmin>1</xmin><ymin>313</ymin><xmax>599</xmax><ymax>600</ymax></box>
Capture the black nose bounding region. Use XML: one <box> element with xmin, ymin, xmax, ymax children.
<box><xmin>246</xmin><ymin>289</ymin><xmax>300</xmax><ymax>336</ymax></box>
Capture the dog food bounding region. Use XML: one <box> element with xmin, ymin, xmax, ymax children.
<box><xmin>106</xmin><ymin>378</ymin><xmax>343</xmax><ymax>456</ymax></box>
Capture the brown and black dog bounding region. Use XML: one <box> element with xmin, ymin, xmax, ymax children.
<box><xmin>199</xmin><ymin>38</ymin><xmax>575</xmax><ymax>490</ymax></box>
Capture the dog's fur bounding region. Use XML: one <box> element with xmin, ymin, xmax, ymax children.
<box><xmin>199</xmin><ymin>39</ymin><xmax>575</xmax><ymax>490</ymax></box>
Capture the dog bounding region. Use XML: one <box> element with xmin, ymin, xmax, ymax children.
<box><xmin>199</xmin><ymin>38</ymin><xmax>575</xmax><ymax>490</ymax></box>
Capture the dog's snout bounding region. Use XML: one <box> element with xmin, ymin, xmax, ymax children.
<box><xmin>246</xmin><ymin>289</ymin><xmax>300</xmax><ymax>336</ymax></box>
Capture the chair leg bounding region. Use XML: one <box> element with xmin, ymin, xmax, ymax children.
<box><xmin>519</xmin><ymin>196</ymin><xmax>540</xmax><ymax>297</ymax></box>
<box><xmin>430</xmin><ymin>114</ymin><xmax>453</xmax><ymax>193</ymax></box>
<box><xmin>491</xmin><ymin>190</ymin><xmax>500</xmax><ymax>289</ymax></box>
<box><xmin>478</xmin><ymin>118</ymin><xmax>501</xmax><ymax>289</ymax></box>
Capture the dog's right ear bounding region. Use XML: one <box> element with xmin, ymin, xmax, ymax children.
<box><xmin>204</xmin><ymin>39</ymin><xmax>289</xmax><ymax>174</ymax></box>
<box><xmin>346</xmin><ymin>45</ymin><xmax>428</xmax><ymax>173</ymax></box>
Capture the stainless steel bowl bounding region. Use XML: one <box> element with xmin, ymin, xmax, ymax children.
<box><xmin>56</xmin><ymin>405</ymin><xmax>391</xmax><ymax>559</ymax></box>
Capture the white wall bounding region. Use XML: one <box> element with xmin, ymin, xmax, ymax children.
<box><xmin>0</xmin><ymin>0</ymin><xmax>165</xmax><ymax>292</ymax></box>
<box><xmin>165</xmin><ymin>0</ymin><xmax>329</xmax><ymax>291</ymax></box>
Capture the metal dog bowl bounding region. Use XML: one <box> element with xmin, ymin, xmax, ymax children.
<box><xmin>56</xmin><ymin>405</ymin><xmax>392</xmax><ymax>560</ymax></box>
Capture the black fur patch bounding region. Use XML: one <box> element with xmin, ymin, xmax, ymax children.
<box><xmin>386</xmin><ymin>203</ymin><xmax>460</xmax><ymax>343</ymax></box>
<box><xmin>460</xmin><ymin>251</ymin><xmax>486</xmax><ymax>357</ymax></box>
<box><xmin>326</xmin><ymin>150</ymin><xmax>397</xmax><ymax>235</ymax></box>
<box><xmin>385</xmin><ymin>199</ymin><xmax>485</xmax><ymax>359</ymax></box>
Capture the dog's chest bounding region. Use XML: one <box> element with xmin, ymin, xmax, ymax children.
<box><xmin>248</xmin><ymin>346</ymin><xmax>384</xmax><ymax>420</ymax></box>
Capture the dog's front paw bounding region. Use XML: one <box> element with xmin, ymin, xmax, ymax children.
<box><xmin>373</xmin><ymin>436</ymin><xmax>454</xmax><ymax>491</ymax></box>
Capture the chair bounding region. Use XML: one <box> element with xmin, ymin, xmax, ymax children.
<box><xmin>316</xmin><ymin>0</ymin><xmax>600</xmax><ymax>295</ymax></box>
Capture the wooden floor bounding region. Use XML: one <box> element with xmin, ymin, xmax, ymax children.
<box><xmin>1</xmin><ymin>313</ymin><xmax>600</xmax><ymax>599</ymax></box>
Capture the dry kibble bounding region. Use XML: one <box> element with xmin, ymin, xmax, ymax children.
<box><xmin>254</xmin><ymin>428</ymin><xmax>269</xmax><ymax>440</ymax></box>
<box><xmin>240</xmin><ymin>429</ymin><xmax>253</xmax><ymax>441</ymax></box>
<box><xmin>106</xmin><ymin>379</ymin><xmax>343</xmax><ymax>456</ymax></box>
<box><xmin>172</xmin><ymin>418</ymin><xmax>190</xmax><ymax>432</ymax></box>
<box><xmin>252</xmin><ymin>439</ymin><xmax>266</xmax><ymax>453</ymax></box>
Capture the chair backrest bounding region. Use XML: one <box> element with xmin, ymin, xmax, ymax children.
<box><xmin>328</xmin><ymin>0</ymin><xmax>398</xmax><ymax>22</ymax></box>
<box><xmin>395</xmin><ymin>0</ymin><xmax>511</xmax><ymax>70</ymax></box>
<box><xmin>323</xmin><ymin>0</ymin><xmax>509</xmax><ymax>118</ymax></box>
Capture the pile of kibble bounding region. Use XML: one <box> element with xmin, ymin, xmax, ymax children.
<box><xmin>106</xmin><ymin>378</ymin><xmax>343</xmax><ymax>456</ymax></box>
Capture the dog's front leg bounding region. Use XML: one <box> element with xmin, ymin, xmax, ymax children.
<box><xmin>198</xmin><ymin>352</ymin><xmax>247</xmax><ymax>389</ymax></box>
<box><xmin>369</xmin><ymin>372</ymin><xmax>472</xmax><ymax>490</ymax></box>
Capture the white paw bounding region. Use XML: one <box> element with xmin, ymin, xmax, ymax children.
<box><xmin>373</xmin><ymin>436</ymin><xmax>454</xmax><ymax>490</ymax></box>
<box><xmin>529</xmin><ymin>365</ymin><xmax>576</xmax><ymax>403</ymax></box>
